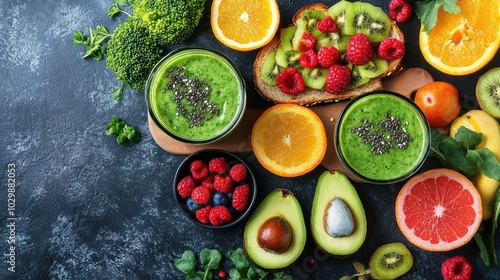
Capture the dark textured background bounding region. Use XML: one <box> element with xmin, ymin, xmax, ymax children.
<box><xmin>1</xmin><ymin>0</ymin><xmax>499</xmax><ymax>279</ymax></box>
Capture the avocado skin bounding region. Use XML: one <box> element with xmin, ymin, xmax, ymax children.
<box><xmin>310</xmin><ymin>170</ymin><xmax>367</xmax><ymax>256</ymax></box>
<box><xmin>244</xmin><ymin>188</ymin><xmax>307</xmax><ymax>271</ymax></box>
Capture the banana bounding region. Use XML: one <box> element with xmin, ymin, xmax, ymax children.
<box><xmin>450</xmin><ymin>110</ymin><xmax>500</xmax><ymax>220</ymax></box>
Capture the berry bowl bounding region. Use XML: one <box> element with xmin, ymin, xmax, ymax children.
<box><xmin>173</xmin><ymin>149</ymin><xmax>257</xmax><ymax>228</ymax></box>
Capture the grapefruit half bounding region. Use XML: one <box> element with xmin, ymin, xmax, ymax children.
<box><xmin>395</xmin><ymin>168</ymin><xmax>482</xmax><ymax>251</ymax></box>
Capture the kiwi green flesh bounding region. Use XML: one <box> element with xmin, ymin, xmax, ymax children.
<box><xmin>281</xmin><ymin>26</ymin><xmax>297</xmax><ymax>52</ymax></box>
<box><xmin>357</xmin><ymin>55</ymin><xmax>388</xmax><ymax>79</ymax></box>
<box><xmin>476</xmin><ymin>67</ymin><xmax>500</xmax><ymax>119</ymax></box>
<box><xmin>295</xmin><ymin>10</ymin><xmax>325</xmax><ymax>37</ymax></box>
<box><xmin>326</xmin><ymin>0</ymin><xmax>352</xmax><ymax>34</ymax></box>
<box><xmin>301</xmin><ymin>68</ymin><xmax>327</xmax><ymax>90</ymax></box>
<box><xmin>275</xmin><ymin>47</ymin><xmax>302</xmax><ymax>68</ymax></box>
<box><xmin>369</xmin><ymin>242</ymin><xmax>413</xmax><ymax>280</ymax></box>
<box><xmin>347</xmin><ymin>64</ymin><xmax>370</xmax><ymax>89</ymax></box>
<box><xmin>315</xmin><ymin>32</ymin><xmax>351</xmax><ymax>52</ymax></box>
<box><xmin>343</xmin><ymin>2</ymin><xmax>391</xmax><ymax>42</ymax></box>
<box><xmin>260</xmin><ymin>52</ymin><xmax>281</xmax><ymax>86</ymax></box>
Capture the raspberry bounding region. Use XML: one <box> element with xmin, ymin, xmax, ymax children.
<box><xmin>346</xmin><ymin>33</ymin><xmax>374</xmax><ymax>66</ymax></box>
<box><xmin>389</xmin><ymin>0</ymin><xmax>413</xmax><ymax>23</ymax></box>
<box><xmin>213</xmin><ymin>174</ymin><xmax>233</xmax><ymax>193</ymax></box>
<box><xmin>208</xmin><ymin>157</ymin><xmax>227</xmax><ymax>174</ymax></box>
<box><xmin>190</xmin><ymin>160</ymin><xmax>208</xmax><ymax>180</ymax></box>
<box><xmin>209</xmin><ymin>206</ymin><xmax>232</xmax><ymax>226</ymax></box>
<box><xmin>191</xmin><ymin>186</ymin><xmax>211</xmax><ymax>204</ymax></box>
<box><xmin>201</xmin><ymin>176</ymin><xmax>215</xmax><ymax>194</ymax></box>
<box><xmin>316</xmin><ymin>16</ymin><xmax>338</xmax><ymax>33</ymax></box>
<box><xmin>377</xmin><ymin>38</ymin><xmax>405</xmax><ymax>61</ymax></box>
<box><xmin>276</xmin><ymin>67</ymin><xmax>306</xmax><ymax>95</ymax></box>
<box><xmin>195</xmin><ymin>205</ymin><xmax>212</xmax><ymax>224</ymax></box>
<box><xmin>326</xmin><ymin>65</ymin><xmax>351</xmax><ymax>95</ymax></box>
<box><xmin>441</xmin><ymin>255</ymin><xmax>473</xmax><ymax>280</ymax></box>
<box><xmin>296</xmin><ymin>31</ymin><xmax>316</xmax><ymax>51</ymax></box>
<box><xmin>299</xmin><ymin>49</ymin><xmax>318</xmax><ymax>68</ymax></box>
<box><xmin>229</xmin><ymin>163</ymin><xmax>247</xmax><ymax>182</ymax></box>
<box><xmin>232</xmin><ymin>184</ymin><xmax>251</xmax><ymax>211</ymax></box>
<box><xmin>317</xmin><ymin>46</ymin><xmax>341</xmax><ymax>68</ymax></box>
<box><xmin>177</xmin><ymin>175</ymin><xmax>195</xmax><ymax>198</ymax></box>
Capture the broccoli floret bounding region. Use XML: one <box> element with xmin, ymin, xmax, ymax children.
<box><xmin>131</xmin><ymin>0</ymin><xmax>205</xmax><ymax>45</ymax></box>
<box><xmin>105</xmin><ymin>17</ymin><xmax>164</xmax><ymax>90</ymax></box>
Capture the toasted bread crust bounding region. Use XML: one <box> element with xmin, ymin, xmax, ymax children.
<box><xmin>253</xmin><ymin>3</ymin><xmax>404</xmax><ymax>106</ymax></box>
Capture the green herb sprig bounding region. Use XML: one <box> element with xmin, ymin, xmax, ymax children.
<box><xmin>73</xmin><ymin>25</ymin><xmax>112</xmax><ymax>60</ymax></box>
<box><xmin>105</xmin><ymin>115</ymin><xmax>141</xmax><ymax>145</ymax></box>
<box><xmin>414</xmin><ymin>0</ymin><xmax>462</xmax><ymax>34</ymax></box>
<box><xmin>475</xmin><ymin>189</ymin><xmax>500</xmax><ymax>266</ymax></box>
<box><xmin>108</xmin><ymin>0</ymin><xmax>132</xmax><ymax>18</ymax></box>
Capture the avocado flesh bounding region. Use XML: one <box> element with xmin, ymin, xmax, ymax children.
<box><xmin>311</xmin><ymin>171</ymin><xmax>367</xmax><ymax>256</ymax></box>
<box><xmin>244</xmin><ymin>188</ymin><xmax>307</xmax><ymax>270</ymax></box>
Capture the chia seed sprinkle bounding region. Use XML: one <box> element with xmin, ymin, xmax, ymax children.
<box><xmin>350</xmin><ymin>112</ymin><xmax>413</xmax><ymax>155</ymax></box>
<box><xmin>165</xmin><ymin>66</ymin><xmax>220</xmax><ymax>128</ymax></box>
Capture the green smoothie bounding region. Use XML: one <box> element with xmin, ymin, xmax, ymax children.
<box><xmin>147</xmin><ymin>48</ymin><xmax>245</xmax><ymax>143</ymax></box>
<box><xmin>336</xmin><ymin>92</ymin><xmax>430</xmax><ymax>183</ymax></box>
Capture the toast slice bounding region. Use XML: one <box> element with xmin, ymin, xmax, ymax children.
<box><xmin>253</xmin><ymin>3</ymin><xmax>404</xmax><ymax>106</ymax></box>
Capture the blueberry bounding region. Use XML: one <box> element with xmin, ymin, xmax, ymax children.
<box><xmin>226</xmin><ymin>191</ymin><xmax>233</xmax><ymax>201</ymax></box>
<box><xmin>213</xmin><ymin>192</ymin><xmax>229</xmax><ymax>207</ymax></box>
<box><xmin>186</xmin><ymin>197</ymin><xmax>202</xmax><ymax>213</ymax></box>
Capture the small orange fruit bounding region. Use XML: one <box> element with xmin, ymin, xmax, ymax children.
<box><xmin>414</xmin><ymin>81</ymin><xmax>460</xmax><ymax>128</ymax></box>
<box><xmin>395</xmin><ymin>168</ymin><xmax>482</xmax><ymax>252</ymax></box>
<box><xmin>211</xmin><ymin>0</ymin><xmax>280</xmax><ymax>51</ymax></box>
<box><xmin>251</xmin><ymin>104</ymin><xmax>327</xmax><ymax>177</ymax></box>
<box><xmin>419</xmin><ymin>0</ymin><xmax>500</xmax><ymax>75</ymax></box>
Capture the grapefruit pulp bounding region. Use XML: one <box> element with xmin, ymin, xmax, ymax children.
<box><xmin>395</xmin><ymin>168</ymin><xmax>482</xmax><ymax>251</ymax></box>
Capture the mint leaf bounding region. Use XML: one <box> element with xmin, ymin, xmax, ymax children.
<box><xmin>467</xmin><ymin>148</ymin><xmax>500</xmax><ymax>181</ymax></box>
<box><xmin>174</xmin><ymin>250</ymin><xmax>197</xmax><ymax>276</ymax></box>
<box><xmin>414</xmin><ymin>0</ymin><xmax>461</xmax><ymax>33</ymax></box>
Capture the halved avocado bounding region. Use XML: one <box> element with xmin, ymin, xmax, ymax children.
<box><xmin>244</xmin><ymin>188</ymin><xmax>306</xmax><ymax>270</ymax></box>
<box><xmin>310</xmin><ymin>170</ymin><xmax>367</xmax><ymax>256</ymax></box>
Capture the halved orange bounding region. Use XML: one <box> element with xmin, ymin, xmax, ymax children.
<box><xmin>419</xmin><ymin>0</ymin><xmax>500</xmax><ymax>75</ymax></box>
<box><xmin>211</xmin><ymin>0</ymin><xmax>280</xmax><ymax>51</ymax></box>
<box><xmin>251</xmin><ymin>104</ymin><xmax>327</xmax><ymax>177</ymax></box>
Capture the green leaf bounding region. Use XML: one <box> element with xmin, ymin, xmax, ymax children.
<box><xmin>467</xmin><ymin>148</ymin><xmax>500</xmax><ymax>181</ymax></box>
<box><xmin>108</xmin><ymin>4</ymin><xmax>121</xmax><ymax>18</ymax></box>
<box><xmin>111</xmin><ymin>86</ymin><xmax>123</xmax><ymax>101</ymax></box>
<box><xmin>488</xmin><ymin>188</ymin><xmax>500</xmax><ymax>266</ymax></box>
<box><xmin>105</xmin><ymin>115</ymin><xmax>123</xmax><ymax>136</ymax></box>
<box><xmin>414</xmin><ymin>0</ymin><xmax>461</xmax><ymax>33</ymax></box>
<box><xmin>73</xmin><ymin>31</ymin><xmax>86</xmax><ymax>46</ymax></box>
<box><xmin>228</xmin><ymin>248</ymin><xmax>251</xmax><ymax>271</ymax></box>
<box><xmin>115</xmin><ymin>0</ymin><xmax>130</xmax><ymax>6</ymax></box>
<box><xmin>455</xmin><ymin>126</ymin><xmax>483</xmax><ymax>150</ymax></box>
<box><xmin>200</xmin><ymin>248</ymin><xmax>222</xmax><ymax>279</ymax></box>
<box><xmin>229</xmin><ymin>268</ymin><xmax>243</xmax><ymax>280</ymax></box>
<box><xmin>174</xmin><ymin>250</ymin><xmax>197</xmax><ymax>275</ymax></box>
<box><xmin>474</xmin><ymin>229</ymin><xmax>491</xmax><ymax>266</ymax></box>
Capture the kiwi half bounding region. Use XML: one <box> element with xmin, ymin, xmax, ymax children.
<box><xmin>275</xmin><ymin>46</ymin><xmax>302</xmax><ymax>68</ymax></box>
<box><xmin>347</xmin><ymin>63</ymin><xmax>370</xmax><ymax>89</ymax></box>
<box><xmin>301</xmin><ymin>67</ymin><xmax>327</xmax><ymax>89</ymax></box>
<box><xmin>369</xmin><ymin>242</ymin><xmax>413</xmax><ymax>280</ymax></box>
<box><xmin>326</xmin><ymin>0</ymin><xmax>352</xmax><ymax>34</ymax></box>
<box><xmin>357</xmin><ymin>55</ymin><xmax>389</xmax><ymax>79</ymax></box>
<box><xmin>281</xmin><ymin>26</ymin><xmax>297</xmax><ymax>52</ymax></box>
<box><xmin>476</xmin><ymin>67</ymin><xmax>500</xmax><ymax>119</ymax></box>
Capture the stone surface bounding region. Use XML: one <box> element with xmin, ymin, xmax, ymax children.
<box><xmin>0</xmin><ymin>0</ymin><xmax>499</xmax><ymax>279</ymax></box>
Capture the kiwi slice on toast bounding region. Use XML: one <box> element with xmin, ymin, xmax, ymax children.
<box><xmin>476</xmin><ymin>67</ymin><xmax>500</xmax><ymax>119</ymax></box>
<box><xmin>295</xmin><ymin>9</ymin><xmax>325</xmax><ymax>37</ymax></box>
<box><xmin>275</xmin><ymin>46</ymin><xmax>302</xmax><ymax>68</ymax></box>
<box><xmin>347</xmin><ymin>63</ymin><xmax>370</xmax><ymax>89</ymax></box>
<box><xmin>315</xmin><ymin>32</ymin><xmax>351</xmax><ymax>52</ymax></box>
<box><xmin>301</xmin><ymin>67</ymin><xmax>327</xmax><ymax>89</ymax></box>
<box><xmin>326</xmin><ymin>0</ymin><xmax>352</xmax><ymax>34</ymax></box>
<box><xmin>281</xmin><ymin>26</ymin><xmax>297</xmax><ymax>52</ymax></box>
<box><xmin>369</xmin><ymin>242</ymin><xmax>413</xmax><ymax>279</ymax></box>
<box><xmin>260</xmin><ymin>52</ymin><xmax>281</xmax><ymax>86</ymax></box>
<box><xmin>357</xmin><ymin>55</ymin><xmax>389</xmax><ymax>79</ymax></box>
<box><xmin>344</xmin><ymin>2</ymin><xmax>391</xmax><ymax>42</ymax></box>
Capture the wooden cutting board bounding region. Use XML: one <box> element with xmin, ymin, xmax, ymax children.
<box><xmin>148</xmin><ymin>67</ymin><xmax>434</xmax><ymax>180</ymax></box>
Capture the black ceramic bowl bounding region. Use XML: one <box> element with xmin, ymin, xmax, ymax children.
<box><xmin>173</xmin><ymin>149</ymin><xmax>257</xmax><ymax>228</ymax></box>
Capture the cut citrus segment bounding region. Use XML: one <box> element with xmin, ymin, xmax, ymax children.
<box><xmin>395</xmin><ymin>168</ymin><xmax>482</xmax><ymax>252</ymax></box>
<box><xmin>419</xmin><ymin>0</ymin><xmax>500</xmax><ymax>75</ymax></box>
<box><xmin>251</xmin><ymin>104</ymin><xmax>327</xmax><ymax>177</ymax></box>
<box><xmin>211</xmin><ymin>0</ymin><xmax>280</xmax><ymax>51</ymax></box>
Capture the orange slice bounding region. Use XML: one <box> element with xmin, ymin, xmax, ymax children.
<box><xmin>251</xmin><ymin>104</ymin><xmax>327</xmax><ymax>177</ymax></box>
<box><xmin>419</xmin><ymin>0</ymin><xmax>500</xmax><ymax>75</ymax></box>
<box><xmin>210</xmin><ymin>0</ymin><xmax>280</xmax><ymax>51</ymax></box>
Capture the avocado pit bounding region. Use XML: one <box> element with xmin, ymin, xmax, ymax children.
<box><xmin>324</xmin><ymin>196</ymin><xmax>355</xmax><ymax>237</ymax></box>
<box><xmin>257</xmin><ymin>216</ymin><xmax>293</xmax><ymax>254</ymax></box>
